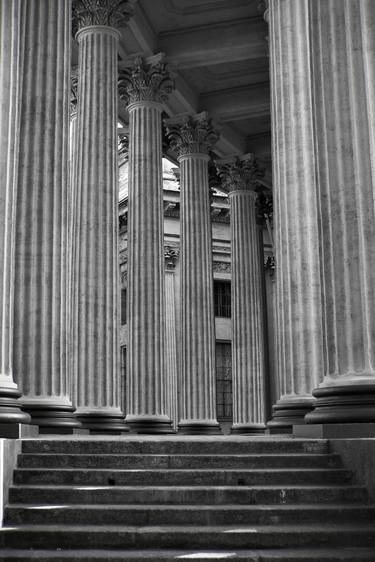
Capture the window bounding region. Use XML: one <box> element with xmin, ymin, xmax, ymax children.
<box><xmin>121</xmin><ymin>289</ymin><xmax>127</xmax><ymax>325</ymax></box>
<box><xmin>214</xmin><ymin>281</ymin><xmax>231</xmax><ymax>318</ymax></box>
<box><xmin>215</xmin><ymin>342</ymin><xmax>232</xmax><ymax>421</ymax></box>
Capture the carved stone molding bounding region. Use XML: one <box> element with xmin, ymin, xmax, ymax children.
<box><xmin>213</xmin><ymin>261</ymin><xmax>231</xmax><ymax>273</ymax></box>
<box><xmin>165</xmin><ymin>112</ymin><xmax>219</xmax><ymax>158</ymax></box>
<box><xmin>118</xmin><ymin>134</ymin><xmax>129</xmax><ymax>162</ymax></box>
<box><xmin>164</xmin><ymin>245</ymin><xmax>180</xmax><ymax>270</ymax></box>
<box><xmin>264</xmin><ymin>254</ymin><xmax>275</xmax><ymax>276</ymax></box>
<box><xmin>118</xmin><ymin>54</ymin><xmax>175</xmax><ymax>106</ymax></box>
<box><xmin>258</xmin><ymin>0</ymin><xmax>269</xmax><ymax>23</ymax></box>
<box><xmin>72</xmin><ymin>0</ymin><xmax>136</xmax><ymax>34</ymax></box>
<box><xmin>70</xmin><ymin>67</ymin><xmax>78</xmax><ymax>117</ymax></box>
<box><xmin>215</xmin><ymin>153</ymin><xmax>264</xmax><ymax>193</ymax></box>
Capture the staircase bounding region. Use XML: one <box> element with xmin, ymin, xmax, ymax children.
<box><xmin>1</xmin><ymin>436</ymin><xmax>375</xmax><ymax>561</ymax></box>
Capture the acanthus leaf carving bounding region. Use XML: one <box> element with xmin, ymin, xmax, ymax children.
<box><xmin>72</xmin><ymin>0</ymin><xmax>136</xmax><ymax>34</ymax></box>
<box><xmin>118</xmin><ymin>54</ymin><xmax>175</xmax><ymax>106</ymax></box>
<box><xmin>215</xmin><ymin>153</ymin><xmax>264</xmax><ymax>193</ymax></box>
<box><xmin>165</xmin><ymin>112</ymin><xmax>219</xmax><ymax>158</ymax></box>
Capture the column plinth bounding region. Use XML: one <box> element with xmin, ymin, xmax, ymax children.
<box><xmin>166</xmin><ymin>113</ymin><xmax>221</xmax><ymax>435</ymax></box>
<box><xmin>71</xmin><ymin>2</ymin><xmax>134</xmax><ymax>433</ymax></box>
<box><xmin>266</xmin><ymin>0</ymin><xmax>324</xmax><ymax>433</ymax></box>
<box><xmin>13</xmin><ymin>0</ymin><xmax>80</xmax><ymax>430</ymax></box>
<box><xmin>119</xmin><ymin>55</ymin><xmax>175</xmax><ymax>434</ymax></box>
<box><xmin>0</xmin><ymin>0</ymin><xmax>30</xmax><ymax>428</ymax></box>
<box><xmin>305</xmin><ymin>0</ymin><xmax>375</xmax><ymax>424</ymax></box>
<box><xmin>216</xmin><ymin>155</ymin><xmax>267</xmax><ymax>435</ymax></box>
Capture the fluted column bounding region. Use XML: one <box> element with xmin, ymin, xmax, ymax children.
<box><xmin>166</xmin><ymin>113</ymin><xmax>221</xmax><ymax>434</ymax></box>
<box><xmin>68</xmin><ymin>69</ymin><xmax>78</xmax><ymax>410</ymax></box>
<box><xmin>266</xmin><ymin>0</ymin><xmax>324</xmax><ymax>432</ymax></box>
<box><xmin>0</xmin><ymin>0</ymin><xmax>30</xmax><ymax>429</ymax></box>
<box><xmin>13</xmin><ymin>0</ymin><xmax>79</xmax><ymax>430</ymax></box>
<box><xmin>305</xmin><ymin>0</ymin><xmax>375</xmax><ymax>423</ymax></box>
<box><xmin>216</xmin><ymin>155</ymin><xmax>267</xmax><ymax>434</ymax></box>
<box><xmin>118</xmin><ymin>55</ymin><xmax>174</xmax><ymax>433</ymax></box>
<box><xmin>71</xmin><ymin>1</ymin><xmax>134</xmax><ymax>432</ymax></box>
<box><xmin>164</xmin><ymin>247</ymin><xmax>180</xmax><ymax>430</ymax></box>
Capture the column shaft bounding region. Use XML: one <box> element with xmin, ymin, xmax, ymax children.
<box><xmin>0</xmin><ymin>0</ymin><xmax>30</xmax><ymax>426</ymax></box>
<box><xmin>230</xmin><ymin>190</ymin><xmax>266</xmax><ymax>433</ymax></box>
<box><xmin>306</xmin><ymin>0</ymin><xmax>375</xmax><ymax>422</ymax></box>
<box><xmin>73</xmin><ymin>25</ymin><xmax>125</xmax><ymax>432</ymax></box>
<box><xmin>13</xmin><ymin>0</ymin><xmax>78</xmax><ymax>429</ymax></box>
<box><xmin>165</xmin><ymin>269</ymin><xmax>179</xmax><ymax>430</ymax></box>
<box><xmin>126</xmin><ymin>101</ymin><xmax>172</xmax><ymax>432</ymax></box>
<box><xmin>267</xmin><ymin>0</ymin><xmax>324</xmax><ymax>432</ymax></box>
<box><xmin>179</xmin><ymin>155</ymin><xmax>220</xmax><ymax>433</ymax></box>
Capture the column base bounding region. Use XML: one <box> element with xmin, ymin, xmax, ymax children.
<box><xmin>76</xmin><ymin>412</ymin><xmax>128</xmax><ymax>434</ymax></box>
<box><xmin>21</xmin><ymin>403</ymin><xmax>80</xmax><ymax>431</ymax></box>
<box><xmin>305</xmin><ymin>384</ymin><xmax>375</xmax><ymax>424</ymax></box>
<box><xmin>231</xmin><ymin>424</ymin><xmax>267</xmax><ymax>435</ymax></box>
<box><xmin>178</xmin><ymin>422</ymin><xmax>222</xmax><ymax>435</ymax></box>
<box><xmin>126</xmin><ymin>416</ymin><xmax>174</xmax><ymax>434</ymax></box>
<box><xmin>0</xmin><ymin>387</ymin><xmax>31</xmax><ymax>425</ymax></box>
<box><xmin>267</xmin><ymin>398</ymin><xmax>315</xmax><ymax>434</ymax></box>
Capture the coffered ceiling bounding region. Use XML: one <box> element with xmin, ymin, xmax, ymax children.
<box><xmin>73</xmin><ymin>0</ymin><xmax>271</xmax><ymax>186</ymax></box>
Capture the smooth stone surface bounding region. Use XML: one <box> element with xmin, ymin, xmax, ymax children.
<box><xmin>294</xmin><ymin>423</ymin><xmax>375</xmax><ymax>439</ymax></box>
<box><xmin>329</xmin><ymin>438</ymin><xmax>375</xmax><ymax>501</ymax></box>
<box><xmin>0</xmin><ymin>424</ymin><xmax>37</xmax><ymax>439</ymax></box>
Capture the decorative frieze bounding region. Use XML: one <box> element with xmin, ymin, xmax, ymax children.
<box><xmin>72</xmin><ymin>0</ymin><xmax>135</xmax><ymax>33</ymax></box>
<box><xmin>213</xmin><ymin>262</ymin><xmax>231</xmax><ymax>273</ymax></box>
<box><xmin>165</xmin><ymin>112</ymin><xmax>219</xmax><ymax>158</ymax></box>
<box><xmin>119</xmin><ymin>54</ymin><xmax>175</xmax><ymax>106</ymax></box>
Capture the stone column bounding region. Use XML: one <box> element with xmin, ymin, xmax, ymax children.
<box><xmin>68</xmin><ymin>69</ymin><xmax>78</xmax><ymax>410</ymax></box>
<box><xmin>0</xmin><ymin>0</ymin><xmax>30</xmax><ymax>430</ymax></box>
<box><xmin>266</xmin><ymin>0</ymin><xmax>324</xmax><ymax>432</ymax></box>
<box><xmin>71</xmin><ymin>0</ymin><xmax>134</xmax><ymax>432</ymax></box>
<box><xmin>305</xmin><ymin>0</ymin><xmax>375</xmax><ymax>424</ymax></box>
<box><xmin>166</xmin><ymin>112</ymin><xmax>221</xmax><ymax>434</ymax></box>
<box><xmin>13</xmin><ymin>0</ymin><xmax>79</xmax><ymax>430</ymax></box>
<box><xmin>164</xmin><ymin>247</ymin><xmax>180</xmax><ymax>430</ymax></box>
<box><xmin>118</xmin><ymin>55</ymin><xmax>174</xmax><ymax>433</ymax></box>
<box><xmin>216</xmin><ymin>155</ymin><xmax>267</xmax><ymax>434</ymax></box>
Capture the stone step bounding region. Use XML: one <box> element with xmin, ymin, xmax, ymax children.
<box><xmin>2</xmin><ymin>547</ymin><xmax>375</xmax><ymax>562</ymax></box>
<box><xmin>17</xmin><ymin>453</ymin><xmax>342</xmax><ymax>469</ymax></box>
<box><xmin>9</xmin><ymin>484</ymin><xmax>367</xmax><ymax>506</ymax></box>
<box><xmin>5</xmin><ymin>504</ymin><xmax>375</xmax><ymax>526</ymax></box>
<box><xmin>13</xmin><ymin>468</ymin><xmax>353</xmax><ymax>486</ymax></box>
<box><xmin>21</xmin><ymin>438</ymin><xmax>329</xmax><ymax>456</ymax></box>
<box><xmin>1</xmin><ymin>524</ymin><xmax>375</xmax><ymax>550</ymax></box>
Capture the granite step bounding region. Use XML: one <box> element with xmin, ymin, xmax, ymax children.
<box><xmin>5</xmin><ymin>504</ymin><xmax>375</xmax><ymax>526</ymax></box>
<box><xmin>13</xmin><ymin>468</ymin><xmax>353</xmax><ymax>486</ymax></box>
<box><xmin>17</xmin><ymin>452</ymin><xmax>342</xmax><ymax>469</ymax></box>
<box><xmin>1</xmin><ymin>547</ymin><xmax>375</xmax><ymax>562</ymax></box>
<box><xmin>20</xmin><ymin>438</ymin><xmax>330</xmax><ymax>456</ymax></box>
<box><xmin>1</xmin><ymin>524</ymin><xmax>375</xmax><ymax>550</ymax></box>
<box><xmin>9</xmin><ymin>484</ymin><xmax>367</xmax><ymax>505</ymax></box>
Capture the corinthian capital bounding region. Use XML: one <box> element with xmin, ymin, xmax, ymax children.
<box><xmin>165</xmin><ymin>112</ymin><xmax>219</xmax><ymax>158</ymax></box>
<box><xmin>72</xmin><ymin>0</ymin><xmax>136</xmax><ymax>34</ymax></box>
<box><xmin>215</xmin><ymin>154</ymin><xmax>264</xmax><ymax>193</ymax></box>
<box><xmin>118</xmin><ymin>54</ymin><xmax>175</xmax><ymax>106</ymax></box>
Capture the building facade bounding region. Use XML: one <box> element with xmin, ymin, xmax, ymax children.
<box><xmin>0</xmin><ymin>0</ymin><xmax>375</xmax><ymax>438</ymax></box>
